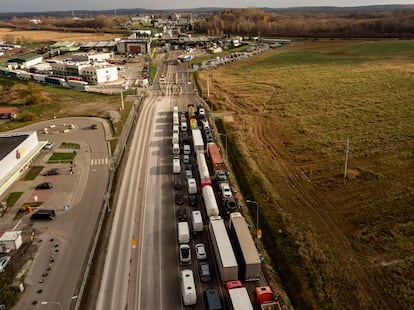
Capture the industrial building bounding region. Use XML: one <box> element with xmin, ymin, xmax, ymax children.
<box><xmin>0</xmin><ymin>132</ymin><xmax>46</xmax><ymax>198</ymax></box>
<box><xmin>7</xmin><ymin>53</ymin><xmax>43</xmax><ymax>69</ymax></box>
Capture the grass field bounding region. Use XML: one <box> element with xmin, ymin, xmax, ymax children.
<box><xmin>198</xmin><ymin>39</ymin><xmax>414</xmax><ymax>309</ymax></box>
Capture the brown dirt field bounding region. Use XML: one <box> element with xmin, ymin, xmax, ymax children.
<box><xmin>197</xmin><ymin>40</ymin><xmax>414</xmax><ymax>309</ymax></box>
<box><xmin>0</xmin><ymin>28</ymin><xmax>122</xmax><ymax>43</ymax></box>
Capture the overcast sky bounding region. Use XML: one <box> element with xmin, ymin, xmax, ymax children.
<box><xmin>2</xmin><ymin>0</ymin><xmax>413</xmax><ymax>13</ymax></box>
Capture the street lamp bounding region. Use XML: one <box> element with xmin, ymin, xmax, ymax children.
<box><xmin>218</xmin><ymin>133</ymin><xmax>228</xmax><ymax>162</ymax></box>
<box><xmin>246</xmin><ymin>199</ymin><xmax>259</xmax><ymax>237</ymax></box>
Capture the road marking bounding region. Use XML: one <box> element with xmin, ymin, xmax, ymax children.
<box><xmin>91</xmin><ymin>158</ymin><xmax>109</xmax><ymax>166</ymax></box>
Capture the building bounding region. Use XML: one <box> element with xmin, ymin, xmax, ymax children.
<box><xmin>116</xmin><ymin>32</ymin><xmax>151</xmax><ymax>55</ymax></box>
<box><xmin>0</xmin><ymin>132</ymin><xmax>46</xmax><ymax>197</ymax></box>
<box><xmin>71</xmin><ymin>52</ymin><xmax>114</xmax><ymax>62</ymax></box>
<box><xmin>0</xmin><ymin>231</ymin><xmax>23</xmax><ymax>253</ymax></box>
<box><xmin>80</xmin><ymin>63</ymin><xmax>118</xmax><ymax>84</ymax></box>
<box><xmin>7</xmin><ymin>53</ymin><xmax>43</xmax><ymax>69</ymax></box>
<box><xmin>48</xmin><ymin>41</ymin><xmax>80</xmax><ymax>56</ymax></box>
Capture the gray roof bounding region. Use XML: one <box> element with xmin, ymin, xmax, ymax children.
<box><xmin>0</xmin><ymin>134</ymin><xmax>29</xmax><ymax>161</ymax></box>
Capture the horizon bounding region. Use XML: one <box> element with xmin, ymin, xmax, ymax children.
<box><xmin>1</xmin><ymin>1</ymin><xmax>413</xmax><ymax>14</ymax></box>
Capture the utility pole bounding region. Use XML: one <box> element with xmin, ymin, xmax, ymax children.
<box><xmin>344</xmin><ymin>136</ymin><xmax>350</xmax><ymax>181</ymax></box>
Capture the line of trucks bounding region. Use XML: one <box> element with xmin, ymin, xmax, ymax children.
<box><xmin>0</xmin><ymin>67</ymin><xmax>89</xmax><ymax>90</ymax></box>
<box><xmin>172</xmin><ymin>104</ymin><xmax>280</xmax><ymax>309</ymax></box>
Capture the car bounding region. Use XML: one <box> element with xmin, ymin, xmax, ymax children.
<box><xmin>188</xmin><ymin>194</ymin><xmax>196</xmax><ymax>206</ymax></box>
<box><xmin>219</xmin><ymin>182</ymin><xmax>232</xmax><ymax>199</ymax></box>
<box><xmin>0</xmin><ymin>256</ymin><xmax>11</xmax><ymax>273</ymax></box>
<box><xmin>30</xmin><ymin>209</ymin><xmax>56</xmax><ymax>220</ymax></box>
<box><xmin>183</xmin><ymin>144</ymin><xmax>191</xmax><ymax>155</ymax></box>
<box><xmin>44</xmin><ymin>141</ymin><xmax>54</xmax><ymax>149</ymax></box>
<box><xmin>91</xmin><ymin>123</ymin><xmax>98</xmax><ymax>129</ymax></box>
<box><xmin>183</xmin><ymin>154</ymin><xmax>190</xmax><ymax>164</ymax></box>
<box><xmin>175</xmin><ymin>192</ymin><xmax>184</xmax><ymax>205</ymax></box>
<box><xmin>185</xmin><ymin>170</ymin><xmax>193</xmax><ymax>180</ymax></box>
<box><xmin>199</xmin><ymin>261</ymin><xmax>212</xmax><ymax>282</ymax></box>
<box><xmin>35</xmin><ymin>182</ymin><xmax>53</xmax><ymax>190</ymax></box>
<box><xmin>174</xmin><ymin>178</ymin><xmax>182</xmax><ymax>190</ymax></box>
<box><xmin>43</xmin><ymin>168</ymin><xmax>60</xmax><ymax>176</ymax></box>
<box><xmin>176</xmin><ymin>207</ymin><xmax>187</xmax><ymax>222</ymax></box>
<box><xmin>179</xmin><ymin>244</ymin><xmax>191</xmax><ymax>264</ymax></box>
<box><xmin>195</xmin><ymin>243</ymin><xmax>207</xmax><ymax>260</ymax></box>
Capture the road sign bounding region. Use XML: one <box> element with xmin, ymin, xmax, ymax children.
<box><xmin>257</xmin><ymin>229</ymin><xmax>262</xmax><ymax>239</ymax></box>
<box><xmin>131</xmin><ymin>239</ymin><xmax>137</xmax><ymax>249</ymax></box>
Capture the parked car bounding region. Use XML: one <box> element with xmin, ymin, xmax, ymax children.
<box><xmin>44</xmin><ymin>141</ymin><xmax>54</xmax><ymax>149</ymax></box>
<box><xmin>30</xmin><ymin>209</ymin><xmax>56</xmax><ymax>220</ymax></box>
<box><xmin>179</xmin><ymin>244</ymin><xmax>191</xmax><ymax>264</ymax></box>
<box><xmin>175</xmin><ymin>192</ymin><xmax>184</xmax><ymax>205</ymax></box>
<box><xmin>183</xmin><ymin>154</ymin><xmax>190</xmax><ymax>164</ymax></box>
<box><xmin>195</xmin><ymin>243</ymin><xmax>207</xmax><ymax>260</ymax></box>
<box><xmin>35</xmin><ymin>182</ymin><xmax>53</xmax><ymax>190</ymax></box>
<box><xmin>0</xmin><ymin>256</ymin><xmax>11</xmax><ymax>273</ymax></box>
<box><xmin>199</xmin><ymin>261</ymin><xmax>211</xmax><ymax>282</ymax></box>
<box><xmin>43</xmin><ymin>168</ymin><xmax>60</xmax><ymax>176</ymax></box>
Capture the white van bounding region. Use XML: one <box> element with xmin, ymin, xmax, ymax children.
<box><xmin>173</xmin><ymin>106</ymin><xmax>178</xmax><ymax>114</ymax></box>
<box><xmin>183</xmin><ymin>144</ymin><xmax>191</xmax><ymax>155</ymax></box>
<box><xmin>172</xmin><ymin>133</ymin><xmax>179</xmax><ymax>145</ymax></box>
<box><xmin>187</xmin><ymin>178</ymin><xmax>197</xmax><ymax>194</ymax></box>
<box><xmin>173</xmin><ymin>113</ymin><xmax>179</xmax><ymax>126</ymax></box>
<box><xmin>173</xmin><ymin>158</ymin><xmax>181</xmax><ymax>174</ymax></box>
<box><xmin>173</xmin><ymin>125</ymin><xmax>179</xmax><ymax>135</ymax></box>
<box><xmin>180</xmin><ymin>269</ymin><xmax>197</xmax><ymax>306</ymax></box>
<box><xmin>178</xmin><ymin>221</ymin><xmax>190</xmax><ymax>243</ymax></box>
<box><xmin>191</xmin><ymin>210</ymin><xmax>203</xmax><ymax>232</ymax></box>
<box><xmin>181</xmin><ymin>121</ymin><xmax>188</xmax><ymax>132</ymax></box>
<box><xmin>173</xmin><ymin>143</ymin><xmax>180</xmax><ymax>155</ymax></box>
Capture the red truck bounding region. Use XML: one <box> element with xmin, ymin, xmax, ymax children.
<box><xmin>253</xmin><ymin>286</ymin><xmax>281</xmax><ymax>310</ymax></box>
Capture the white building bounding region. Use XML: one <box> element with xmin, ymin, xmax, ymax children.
<box><xmin>0</xmin><ymin>132</ymin><xmax>46</xmax><ymax>197</ymax></box>
<box><xmin>71</xmin><ymin>52</ymin><xmax>114</xmax><ymax>62</ymax></box>
<box><xmin>80</xmin><ymin>64</ymin><xmax>118</xmax><ymax>84</ymax></box>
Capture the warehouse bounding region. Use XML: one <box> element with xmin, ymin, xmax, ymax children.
<box><xmin>0</xmin><ymin>132</ymin><xmax>46</xmax><ymax>197</ymax></box>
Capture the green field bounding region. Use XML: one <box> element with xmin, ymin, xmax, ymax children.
<box><xmin>198</xmin><ymin>39</ymin><xmax>414</xmax><ymax>309</ymax></box>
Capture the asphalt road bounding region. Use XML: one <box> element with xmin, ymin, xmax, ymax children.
<box><xmin>97</xmin><ymin>53</ymin><xmax>226</xmax><ymax>310</ymax></box>
<box><xmin>8</xmin><ymin>118</ymin><xmax>110</xmax><ymax>309</ymax></box>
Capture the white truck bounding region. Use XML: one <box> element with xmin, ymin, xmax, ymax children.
<box><xmin>172</xmin><ymin>133</ymin><xmax>179</xmax><ymax>145</ymax></box>
<box><xmin>180</xmin><ymin>269</ymin><xmax>197</xmax><ymax>306</ymax></box>
<box><xmin>202</xmin><ymin>185</ymin><xmax>219</xmax><ymax>217</ymax></box>
<box><xmin>178</xmin><ymin>222</ymin><xmax>190</xmax><ymax>243</ymax></box>
<box><xmin>229</xmin><ymin>212</ymin><xmax>261</xmax><ymax>281</ymax></box>
<box><xmin>173</xmin><ymin>158</ymin><xmax>181</xmax><ymax>174</ymax></box>
<box><xmin>187</xmin><ymin>178</ymin><xmax>197</xmax><ymax>194</ymax></box>
<box><xmin>191</xmin><ymin>210</ymin><xmax>203</xmax><ymax>232</ymax></box>
<box><xmin>173</xmin><ymin>143</ymin><xmax>180</xmax><ymax>155</ymax></box>
<box><xmin>209</xmin><ymin>216</ymin><xmax>238</xmax><ymax>282</ymax></box>
<box><xmin>192</xmin><ymin>128</ymin><xmax>205</xmax><ymax>154</ymax></box>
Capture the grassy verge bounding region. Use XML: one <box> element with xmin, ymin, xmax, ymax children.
<box><xmin>23</xmin><ymin>167</ymin><xmax>43</xmax><ymax>180</ymax></box>
<box><xmin>47</xmin><ymin>152</ymin><xmax>77</xmax><ymax>163</ymax></box>
<box><xmin>198</xmin><ymin>39</ymin><xmax>414</xmax><ymax>309</ymax></box>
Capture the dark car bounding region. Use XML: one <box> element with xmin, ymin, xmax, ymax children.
<box><xmin>31</xmin><ymin>209</ymin><xmax>56</xmax><ymax>220</ymax></box>
<box><xmin>199</xmin><ymin>262</ymin><xmax>212</xmax><ymax>282</ymax></box>
<box><xmin>91</xmin><ymin>123</ymin><xmax>98</xmax><ymax>129</ymax></box>
<box><xmin>175</xmin><ymin>192</ymin><xmax>184</xmax><ymax>205</ymax></box>
<box><xmin>176</xmin><ymin>207</ymin><xmax>187</xmax><ymax>222</ymax></box>
<box><xmin>43</xmin><ymin>168</ymin><xmax>60</xmax><ymax>176</ymax></box>
<box><xmin>35</xmin><ymin>182</ymin><xmax>53</xmax><ymax>190</ymax></box>
<box><xmin>188</xmin><ymin>194</ymin><xmax>196</xmax><ymax>206</ymax></box>
<box><xmin>174</xmin><ymin>178</ymin><xmax>182</xmax><ymax>190</ymax></box>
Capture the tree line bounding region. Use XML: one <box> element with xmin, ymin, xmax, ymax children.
<box><xmin>195</xmin><ymin>8</ymin><xmax>414</xmax><ymax>38</ymax></box>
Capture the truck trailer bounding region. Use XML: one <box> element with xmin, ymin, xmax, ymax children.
<box><xmin>197</xmin><ymin>152</ymin><xmax>211</xmax><ymax>188</ymax></box>
<box><xmin>209</xmin><ymin>216</ymin><xmax>238</xmax><ymax>282</ymax></box>
<box><xmin>229</xmin><ymin>212</ymin><xmax>261</xmax><ymax>281</ymax></box>
<box><xmin>226</xmin><ymin>280</ymin><xmax>253</xmax><ymax>310</ymax></box>
<box><xmin>202</xmin><ymin>186</ymin><xmax>219</xmax><ymax>217</ymax></box>
<box><xmin>192</xmin><ymin>128</ymin><xmax>204</xmax><ymax>154</ymax></box>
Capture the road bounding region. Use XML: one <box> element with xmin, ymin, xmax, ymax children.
<box><xmin>8</xmin><ymin>118</ymin><xmax>110</xmax><ymax>309</ymax></box>
<box><xmin>97</xmin><ymin>53</ymin><xmax>225</xmax><ymax>310</ymax></box>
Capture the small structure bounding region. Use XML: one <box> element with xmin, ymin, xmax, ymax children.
<box><xmin>7</xmin><ymin>53</ymin><xmax>43</xmax><ymax>69</ymax></box>
<box><xmin>0</xmin><ymin>231</ymin><xmax>23</xmax><ymax>253</ymax></box>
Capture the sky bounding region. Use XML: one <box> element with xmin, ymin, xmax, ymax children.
<box><xmin>2</xmin><ymin>0</ymin><xmax>413</xmax><ymax>13</ymax></box>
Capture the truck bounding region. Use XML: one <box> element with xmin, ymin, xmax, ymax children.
<box><xmin>67</xmin><ymin>79</ymin><xmax>89</xmax><ymax>90</ymax></box>
<box><xmin>173</xmin><ymin>157</ymin><xmax>181</xmax><ymax>174</ymax></box>
<box><xmin>173</xmin><ymin>112</ymin><xmax>179</xmax><ymax>126</ymax></box>
<box><xmin>192</xmin><ymin>128</ymin><xmax>204</xmax><ymax>154</ymax></box>
<box><xmin>229</xmin><ymin>212</ymin><xmax>261</xmax><ymax>281</ymax></box>
<box><xmin>196</xmin><ymin>152</ymin><xmax>211</xmax><ymax>188</ymax></box>
<box><xmin>253</xmin><ymin>286</ymin><xmax>281</xmax><ymax>310</ymax></box>
<box><xmin>209</xmin><ymin>216</ymin><xmax>238</xmax><ymax>282</ymax></box>
<box><xmin>180</xmin><ymin>269</ymin><xmax>197</xmax><ymax>306</ymax></box>
<box><xmin>191</xmin><ymin>210</ymin><xmax>203</xmax><ymax>232</ymax></box>
<box><xmin>226</xmin><ymin>280</ymin><xmax>253</xmax><ymax>310</ymax></box>
<box><xmin>172</xmin><ymin>133</ymin><xmax>179</xmax><ymax>145</ymax></box>
<box><xmin>208</xmin><ymin>142</ymin><xmax>225</xmax><ymax>172</ymax></box>
<box><xmin>45</xmin><ymin>76</ymin><xmax>68</xmax><ymax>87</ymax></box>
<box><xmin>178</xmin><ymin>222</ymin><xmax>190</xmax><ymax>243</ymax></box>
<box><xmin>202</xmin><ymin>185</ymin><xmax>219</xmax><ymax>217</ymax></box>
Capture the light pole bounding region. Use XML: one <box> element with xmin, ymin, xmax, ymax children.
<box><xmin>246</xmin><ymin>199</ymin><xmax>259</xmax><ymax>239</ymax></box>
<box><xmin>218</xmin><ymin>133</ymin><xmax>228</xmax><ymax>162</ymax></box>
